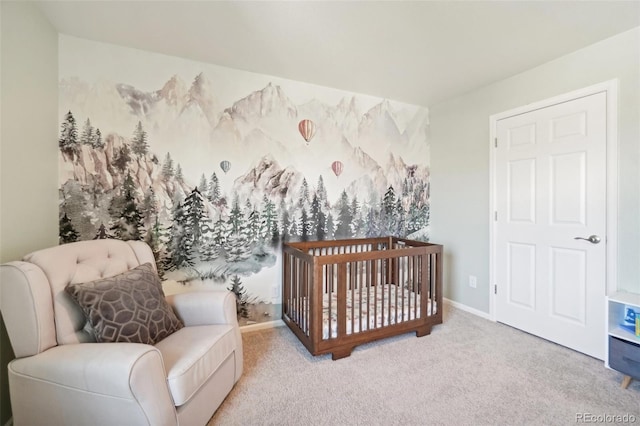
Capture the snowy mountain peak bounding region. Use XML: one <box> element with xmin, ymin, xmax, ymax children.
<box><xmin>336</xmin><ymin>96</ymin><xmax>359</xmax><ymax>116</ymax></box>
<box><xmin>158</xmin><ymin>75</ymin><xmax>187</xmax><ymax>107</ymax></box>
<box><xmin>116</xmin><ymin>83</ymin><xmax>160</xmax><ymax>118</ymax></box>
<box><xmin>233</xmin><ymin>154</ymin><xmax>303</xmax><ymax>205</ymax></box>
<box><xmin>182</xmin><ymin>73</ymin><xmax>218</xmax><ymax>126</ymax></box>
<box><xmin>365</xmin><ymin>99</ymin><xmax>396</xmax><ymax>123</ymax></box>
<box><xmin>227</xmin><ymin>82</ymin><xmax>298</xmax><ymax>121</ymax></box>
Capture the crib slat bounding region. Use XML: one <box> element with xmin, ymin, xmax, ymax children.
<box><xmin>311</xmin><ymin>257</ymin><xmax>322</xmax><ymax>345</ymax></box>
<box><xmin>350</xmin><ymin>262</ymin><xmax>355</xmax><ymax>335</ymax></box>
<box><xmin>283</xmin><ymin>252</ymin><xmax>290</xmax><ymax>319</ymax></box>
<box><xmin>327</xmin><ymin>264</ymin><xmax>333</xmax><ymax>339</ymax></box>
<box><xmin>365</xmin><ymin>260</ymin><xmax>370</xmax><ymax>332</ymax></box>
<box><xmin>337</xmin><ymin>263</ymin><xmax>347</xmax><ymax>337</ymax></box>
<box><xmin>358</xmin><ymin>260</ymin><xmax>363</xmax><ymax>334</ymax></box>
<box><xmin>414</xmin><ymin>255</ymin><xmax>419</xmax><ymax>319</ymax></box>
<box><xmin>421</xmin><ymin>252</ymin><xmax>428</xmax><ymax>319</ymax></box>
<box><xmin>400</xmin><ymin>255</ymin><xmax>404</xmax><ymax>323</ymax></box>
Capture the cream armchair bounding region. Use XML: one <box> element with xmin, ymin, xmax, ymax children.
<box><xmin>0</xmin><ymin>239</ymin><xmax>243</xmax><ymax>426</ymax></box>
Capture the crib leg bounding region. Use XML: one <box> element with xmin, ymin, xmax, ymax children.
<box><xmin>332</xmin><ymin>346</ymin><xmax>353</xmax><ymax>360</ymax></box>
<box><xmin>416</xmin><ymin>324</ymin><xmax>433</xmax><ymax>338</ymax></box>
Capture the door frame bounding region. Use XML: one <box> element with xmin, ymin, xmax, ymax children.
<box><xmin>489</xmin><ymin>80</ymin><xmax>618</xmax><ymax>321</ymax></box>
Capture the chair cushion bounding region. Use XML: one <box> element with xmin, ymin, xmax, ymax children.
<box><xmin>65</xmin><ymin>263</ymin><xmax>183</xmax><ymax>344</ymax></box>
<box><xmin>154</xmin><ymin>324</ymin><xmax>237</xmax><ymax>406</ymax></box>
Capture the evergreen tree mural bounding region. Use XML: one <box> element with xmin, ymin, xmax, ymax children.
<box><xmin>167</xmin><ymin>201</ymin><xmax>194</xmax><ymax>269</ymax></box>
<box><xmin>260</xmin><ymin>195</ymin><xmax>277</xmax><ymax>242</ymax></box>
<box><xmin>326</xmin><ymin>212</ymin><xmax>336</xmax><ymax>240</ymax></box>
<box><xmin>145</xmin><ymin>215</ymin><xmax>167</xmax><ymax>278</ymax></box>
<box><xmin>298</xmin><ymin>207</ymin><xmax>311</xmax><ymax>241</ymax></box>
<box><xmin>311</xmin><ymin>194</ymin><xmax>326</xmax><ymax>240</ymax></box>
<box><xmin>131</xmin><ymin>121</ymin><xmax>149</xmax><ymax>157</ymax></box>
<box><xmin>212</xmin><ymin>217</ymin><xmax>228</xmax><ymax>250</ymax></box>
<box><xmin>395</xmin><ymin>198</ymin><xmax>406</xmax><ymax>236</ymax></box>
<box><xmin>59</xmin><ymin>213</ymin><xmax>79</xmax><ymax>244</ymax></box>
<box><xmin>141</xmin><ymin>186</ymin><xmax>159</xmax><ymax>227</ymax></box>
<box><xmin>382</xmin><ymin>185</ymin><xmax>397</xmax><ymax>235</ymax></box>
<box><xmin>350</xmin><ymin>196</ymin><xmax>364</xmax><ymax>237</ymax></box>
<box><xmin>80</xmin><ymin>118</ymin><xmax>94</xmax><ymax>146</ymax></box>
<box><xmin>199</xmin><ymin>234</ymin><xmax>220</xmax><ymax>262</ymax></box>
<box><xmin>246</xmin><ymin>202</ymin><xmax>261</xmax><ymax>243</ymax></box>
<box><xmin>182</xmin><ymin>187</ymin><xmax>211</xmax><ymax>251</ymax></box>
<box><xmin>161</xmin><ymin>153</ymin><xmax>174</xmax><ymax>181</ymax></box>
<box><xmin>228</xmin><ymin>275</ymin><xmax>249</xmax><ymax>319</ymax></box>
<box><xmin>207</xmin><ymin>172</ymin><xmax>221</xmax><ymax>204</ymax></box>
<box><xmin>175</xmin><ymin>164</ymin><xmax>184</xmax><ymax>183</ymax></box>
<box><xmin>225</xmin><ymin>199</ymin><xmax>251</xmax><ymax>263</ymax></box>
<box><xmin>316</xmin><ymin>175</ymin><xmax>328</xmax><ymax>208</ymax></box>
<box><xmin>298</xmin><ymin>178</ymin><xmax>310</xmax><ymax>208</ymax></box>
<box><xmin>109</xmin><ymin>172</ymin><xmax>143</xmax><ymax>241</ymax></box>
<box><xmin>113</xmin><ymin>144</ymin><xmax>131</xmax><ymax>174</ymax></box>
<box><xmin>280</xmin><ymin>199</ymin><xmax>291</xmax><ymax>242</ymax></box>
<box><xmin>227</xmin><ymin>198</ymin><xmax>243</xmax><ymax>235</ymax></box>
<box><xmin>198</xmin><ymin>174</ymin><xmax>208</xmax><ymax>193</ymax></box>
<box><xmin>335</xmin><ymin>190</ymin><xmax>353</xmax><ymax>238</ymax></box>
<box><xmin>58</xmin><ymin>110</ymin><xmax>78</xmax><ymax>159</ymax></box>
<box><xmin>93</xmin><ymin>128</ymin><xmax>103</xmax><ymax>149</ymax></box>
<box><xmin>93</xmin><ymin>223</ymin><xmax>112</xmax><ymax>239</ymax></box>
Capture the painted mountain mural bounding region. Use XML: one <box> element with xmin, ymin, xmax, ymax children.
<box><xmin>58</xmin><ymin>41</ymin><xmax>430</xmax><ymax>326</ymax></box>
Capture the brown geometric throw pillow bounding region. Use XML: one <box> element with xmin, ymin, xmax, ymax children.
<box><xmin>65</xmin><ymin>263</ymin><xmax>183</xmax><ymax>345</ymax></box>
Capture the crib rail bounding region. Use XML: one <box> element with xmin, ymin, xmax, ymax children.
<box><xmin>282</xmin><ymin>237</ymin><xmax>443</xmax><ymax>359</ymax></box>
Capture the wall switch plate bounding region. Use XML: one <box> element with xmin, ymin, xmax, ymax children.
<box><xmin>469</xmin><ymin>275</ymin><xmax>477</xmax><ymax>288</ymax></box>
<box><xmin>271</xmin><ymin>286</ymin><xmax>279</xmax><ymax>298</ymax></box>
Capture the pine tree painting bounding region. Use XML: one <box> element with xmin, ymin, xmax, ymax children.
<box><xmin>58</xmin><ymin>37</ymin><xmax>430</xmax><ymax>325</ymax></box>
<box><xmin>59</xmin><ymin>213</ymin><xmax>79</xmax><ymax>244</ymax></box>
<box><xmin>228</xmin><ymin>275</ymin><xmax>249</xmax><ymax>319</ymax></box>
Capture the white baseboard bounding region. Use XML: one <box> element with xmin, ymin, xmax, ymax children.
<box><xmin>240</xmin><ymin>319</ymin><xmax>285</xmax><ymax>333</ymax></box>
<box><xmin>444</xmin><ymin>298</ymin><xmax>492</xmax><ymax>320</ymax></box>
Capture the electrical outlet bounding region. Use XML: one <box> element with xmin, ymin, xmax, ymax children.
<box><xmin>469</xmin><ymin>275</ymin><xmax>477</xmax><ymax>288</ymax></box>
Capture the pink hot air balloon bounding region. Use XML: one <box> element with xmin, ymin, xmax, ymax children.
<box><xmin>298</xmin><ymin>119</ymin><xmax>316</xmax><ymax>143</ymax></box>
<box><xmin>331</xmin><ymin>160</ymin><xmax>343</xmax><ymax>177</ymax></box>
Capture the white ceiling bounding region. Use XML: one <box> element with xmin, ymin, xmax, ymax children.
<box><xmin>36</xmin><ymin>1</ymin><xmax>640</xmax><ymax>107</ymax></box>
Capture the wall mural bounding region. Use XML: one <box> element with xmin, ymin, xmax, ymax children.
<box><xmin>58</xmin><ymin>36</ymin><xmax>431</xmax><ymax>326</ymax></box>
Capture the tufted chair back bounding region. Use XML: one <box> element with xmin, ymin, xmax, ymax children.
<box><xmin>0</xmin><ymin>239</ymin><xmax>156</xmax><ymax>357</ymax></box>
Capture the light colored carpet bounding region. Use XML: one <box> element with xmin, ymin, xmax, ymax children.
<box><xmin>209</xmin><ymin>306</ymin><xmax>640</xmax><ymax>425</ymax></box>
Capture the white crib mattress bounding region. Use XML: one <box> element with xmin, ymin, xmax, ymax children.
<box><xmin>292</xmin><ymin>284</ymin><xmax>437</xmax><ymax>340</ymax></box>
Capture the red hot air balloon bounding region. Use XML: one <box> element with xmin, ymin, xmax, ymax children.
<box><xmin>331</xmin><ymin>160</ymin><xmax>343</xmax><ymax>177</ymax></box>
<box><xmin>298</xmin><ymin>119</ymin><xmax>316</xmax><ymax>143</ymax></box>
<box><xmin>220</xmin><ymin>160</ymin><xmax>231</xmax><ymax>174</ymax></box>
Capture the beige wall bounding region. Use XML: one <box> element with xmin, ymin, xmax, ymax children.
<box><xmin>430</xmin><ymin>27</ymin><xmax>640</xmax><ymax>313</ymax></box>
<box><xmin>0</xmin><ymin>2</ymin><xmax>58</xmax><ymax>423</ymax></box>
<box><xmin>1</xmin><ymin>2</ymin><xmax>59</xmax><ymax>262</ymax></box>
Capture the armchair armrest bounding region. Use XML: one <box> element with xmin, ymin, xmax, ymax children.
<box><xmin>165</xmin><ymin>290</ymin><xmax>238</xmax><ymax>327</ymax></box>
<box><xmin>9</xmin><ymin>343</ymin><xmax>177</xmax><ymax>426</ymax></box>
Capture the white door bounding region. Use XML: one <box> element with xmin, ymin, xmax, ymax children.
<box><xmin>494</xmin><ymin>91</ymin><xmax>607</xmax><ymax>359</ymax></box>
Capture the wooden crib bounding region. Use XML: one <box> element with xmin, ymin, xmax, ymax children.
<box><xmin>282</xmin><ymin>237</ymin><xmax>443</xmax><ymax>360</ymax></box>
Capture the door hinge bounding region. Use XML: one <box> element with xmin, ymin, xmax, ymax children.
<box><xmin>494</xmin><ymin>211</ymin><xmax>498</xmax><ymax>221</ymax></box>
<box><xmin>494</xmin><ymin>138</ymin><xmax>497</xmax><ymax>148</ymax></box>
<box><xmin>494</xmin><ymin>284</ymin><xmax>497</xmax><ymax>295</ymax></box>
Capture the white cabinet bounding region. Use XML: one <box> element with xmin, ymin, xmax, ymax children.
<box><xmin>606</xmin><ymin>292</ymin><xmax>640</xmax><ymax>389</ymax></box>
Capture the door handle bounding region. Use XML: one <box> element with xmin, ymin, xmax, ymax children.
<box><xmin>574</xmin><ymin>235</ymin><xmax>601</xmax><ymax>244</ymax></box>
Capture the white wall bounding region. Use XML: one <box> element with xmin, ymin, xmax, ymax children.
<box><xmin>0</xmin><ymin>2</ymin><xmax>58</xmax><ymax>423</ymax></box>
<box><xmin>430</xmin><ymin>27</ymin><xmax>640</xmax><ymax>313</ymax></box>
<box><xmin>1</xmin><ymin>2</ymin><xmax>59</xmax><ymax>263</ymax></box>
